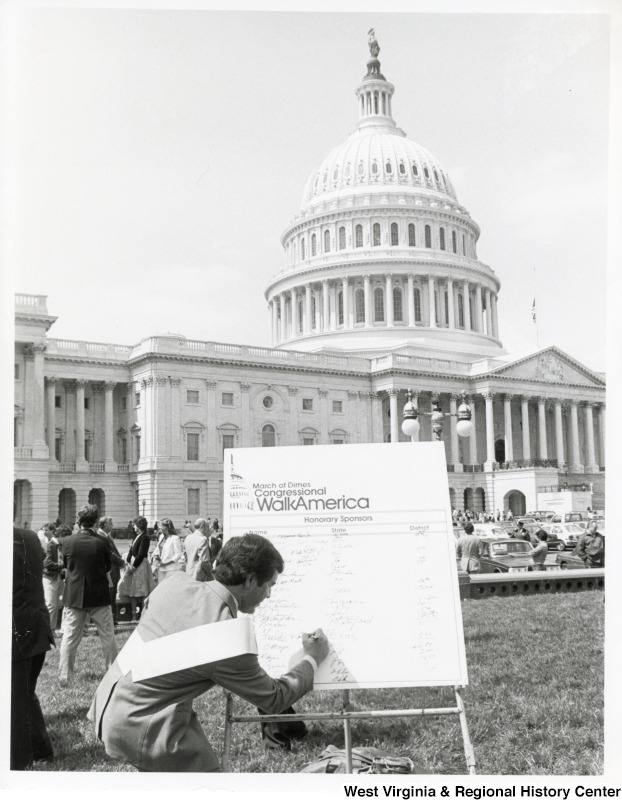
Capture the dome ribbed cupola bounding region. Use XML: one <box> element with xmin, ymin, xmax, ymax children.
<box><xmin>265</xmin><ymin>31</ymin><xmax>503</xmax><ymax>360</ymax></box>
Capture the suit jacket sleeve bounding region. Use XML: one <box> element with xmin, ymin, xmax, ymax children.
<box><xmin>209</xmin><ymin>653</ymin><xmax>315</xmax><ymax>714</ymax></box>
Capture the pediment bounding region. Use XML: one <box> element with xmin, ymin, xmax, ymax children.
<box><xmin>488</xmin><ymin>347</ymin><xmax>605</xmax><ymax>388</ymax></box>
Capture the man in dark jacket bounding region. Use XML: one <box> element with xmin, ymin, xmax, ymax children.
<box><xmin>12</xmin><ymin>527</ymin><xmax>55</xmax><ymax>769</ymax></box>
<box><xmin>575</xmin><ymin>521</ymin><xmax>605</xmax><ymax>568</ymax></box>
<box><xmin>97</xmin><ymin>515</ymin><xmax>126</xmax><ymax>624</ymax></box>
<box><xmin>58</xmin><ymin>504</ymin><xmax>118</xmax><ymax>686</ymax></box>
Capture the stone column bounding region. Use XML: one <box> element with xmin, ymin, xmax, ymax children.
<box><xmin>449</xmin><ymin>394</ymin><xmax>460</xmax><ymax>469</ymax></box>
<box><xmin>126</xmin><ymin>383</ymin><xmax>134</xmax><ymax>462</ymax></box>
<box><xmin>24</xmin><ymin>342</ymin><xmax>48</xmax><ymax>456</ymax></box>
<box><xmin>584</xmin><ymin>403</ymin><xmax>598</xmax><ymax>472</ymax></box>
<box><xmin>428</xmin><ymin>276</ymin><xmax>437</xmax><ymax>327</ymax></box>
<box><xmin>554</xmin><ymin>400</ymin><xmax>565</xmax><ymax>469</ymax></box>
<box><xmin>521</xmin><ymin>396</ymin><xmax>531</xmax><ymax>461</ymax></box>
<box><xmin>358</xmin><ymin>391</ymin><xmax>369</xmax><ymax>443</ymax></box>
<box><xmin>598</xmin><ymin>404</ymin><xmax>605</xmax><ymax>468</ymax></box>
<box><xmin>386</xmin><ymin>274</ymin><xmax>393</xmax><ymax>326</ymax></box>
<box><xmin>290</xmin><ymin>289</ymin><xmax>298</xmax><ymax>337</ymax></box>
<box><xmin>240</xmin><ymin>383</ymin><xmax>251</xmax><ymax>447</ymax></box>
<box><xmin>169</xmin><ymin>377</ymin><xmax>182</xmax><ymax>460</ymax></box>
<box><xmin>538</xmin><ymin>398</ymin><xmax>548</xmax><ymax>460</ymax></box>
<box><xmin>154</xmin><ymin>377</ymin><xmax>167</xmax><ymax>460</ymax></box>
<box><xmin>569</xmin><ymin>401</ymin><xmax>582</xmax><ymax>472</ymax></box>
<box><xmin>468</xmin><ymin>395</ymin><xmax>478</xmax><ymax>465</ymax></box>
<box><xmin>104</xmin><ymin>381</ymin><xmax>116</xmax><ymax>470</ymax></box>
<box><xmin>46</xmin><ymin>377</ymin><xmax>57</xmax><ymax>459</ymax></box>
<box><xmin>475</xmin><ymin>283</ymin><xmax>483</xmax><ymax>333</ymax></box>
<box><xmin>304</xmin><ymin>284</ymin><xmax>312</xmax><ymax>335</ymax></box>
<box><xmin>342</xmin><ymin>277</ymin><xmax>349</xmax><ymax>328</ymax></box>
<box><xmin>271</xmin><ymin>300</ymin><xmax>277</xmax><ymax>344</ymax></box>
<box><xmin>463</xmin><ymin>281</ymin><xmax>471</xmax><ymax>331</ymax></box>
<box><xmin>485</xmin><ymin>289</ymin><xmax>492</xmax><ymax>336</ymax></box>
<box><xmin>319</xmin><ymin>388</ymin><xmax>329</xmax><ymax>443</ymax></box>
<box><xmin>504</xmin><ymin>394</ymin><xmax>513</xmax><ymax>462</ymax></box>
<box><xmin>483</xmin><ymin>391</ymin><xmax>495</xmax><ymax>470</ymax></box>
<box><xmin>447</xmin><ymin>279</ymin><xmax>455</xmax><ymax>329</ymax></box>
<box><xmin>388</xmin><ymin>388</ymin><xmax>400</xmax><ymax>444</ymax></box>
<box><xmin>279</xmin><ymin>292</ymin><xmax>288</xmax><ymax>340</ymax></box>
<box><xmin>370</xmin><ymin>392</ymin><xmax>383</xmax><ymax>443</ymax></box>
<box><xmin>364</xmin><ymin>276</ymin><xmax>371</xmax><ymax>328</ymax></box>
<box><xmin>287</xmin><ymin>387</ymin><xmax>298</xmax><ymax>445</ymax></box>
<box><xmin>330</xmin><ymin>283</ymin><xmax>338</xmax><ymax>330</ymax></box>
<box><xmin>75</xmin><ymin>379</ymin><xmax>88</xmax><ymax>470</ymax></box>
<box><xmin>322</xmin><ymin>280</ymin><xmax>330</xmax><ymax>332</ymax></box>
<box><xmin>407</xmin><ymin>275</ymin><xmax>415</xmax><ymax>327</ymax></box>
<box><xmin>205</xmin><ymin>380</ymin><xmax>217</xmax><ymax>458</ymax></box>
<box><xmin>491</xmin><ymin>293</ymin><xmax>499</xmax><ymax>338</ymax></box>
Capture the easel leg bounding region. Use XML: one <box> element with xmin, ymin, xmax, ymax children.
<box><xmin>342</xmin><ymin>689</ymin><xmax>353</xmax><ymax>774</ymax></box>
<box><xmin>222</xmin><ymin>691</ymin><xmax>233</xmax><ymax>772</ymax></box>
<box><xmin>455</xmin><ymin>687</ymin><xmax>477</xmax><ymax>775</ymax></box>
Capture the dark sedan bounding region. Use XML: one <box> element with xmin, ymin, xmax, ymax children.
<box><xmin>458</xmin><ymin>537</ymin><xmax>538</xmax><ymax>573</ymax></box>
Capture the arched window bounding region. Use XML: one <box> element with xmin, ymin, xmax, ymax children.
<box><xmin>462</xmin><ymin>234</ymin><xmax>466</xmax><ymax>255</ymax></box>
<box><xmin>399</xmin><ymin>162</ymin><xmax>406</xmax><ymax>175</ymax></box>
<box><xmin>355</xmin><ymin>224</ymin><xmax>363</xmax><ymax>248</ymax></box>
<box><xmin>301</xmin><ymin>237</ymin><xmax>306</xmax><ymax>260</ymax></box>
<box><xmin>412</xmin><ymin>163</ymin><xmax>419</xmax><ymax>176</ymax></box>
<box><xmin>444</xmin><ymin>289</ymin><xmax>449</xmax><ymax>325</ymax></box>
<box><xmin>408</xmin><ymin>223</ymin><xmax>416</xmax><ymax>247</ymax></box>
<box><xmin>324</xmin><ymin>229</ymin><xmax>330</xmax><ymax>252</ymax></box>
<box><xmin>452</xmin><ymin>230</ymin><xmax>457</xmax><ymax>254</ymax></box>
<box><xmin>311</xmin><ymin>295</ymin><xmax>317</xmax><ymax>330</ymax></box>
<box><xmin>355</xmin><ymin>289</ymin><xmax>365</xmax><ymax>323</ymax></box>
<box><xmin>424</xmin><ymin>167</ymin><xmax>430</xmax><ymax>179</ymax></box>
<box><xmin>385</xmin><ymin>161</ymin><xmax>392</xmax><ymax>174</ymax></box>
<box><xmin>393</xmin><ymin>287</ymin><xmax>403</xmax><ymax>322</ymax></box>
<box><xmin>311</xmin><ymin>233</ymin><xmax>317</xmax><ymax>256</ymax></box>
<box><xmin>374</xmin><ymin>287</ymin><xmax>385</xmax><ymax>322</ymax></box>
<box><xmin>338</xmin><ymin>290</ymin><xmax>344</xmax><ymax>325</ymax></box>
<box><xmin>470</xmin><ymin>296</ymin><xmax>476</xmax><ymax>330</ymax></box>
<box><xmin>338</xmin><ymin>227</ymin><xmax>346</xmax><ymax>250</ymax></box>
<box><xmin>458</xmin><ymin>293</ymin><xmax>465</xmax><ymax>328</ymax></box>
<box><xmin>390</xmin><ymin>223</ymin><xmax>399</xmax><ymax>246</ymax></box>
<box><xmin>373</xmin><ymin>223</ymin><xmax>381</xmax><ymax>247</ymax></box>
<box><xmin>261</xmin><ymin>424</ymin><xmax>276</xmax><ymax>447</ymax></box>
<box><xmin>424</xmin><ymin>225</ymin><xmax>432</xmax><ymax>248</ymax></box>
<box><xmin>440</xmin><ymin>227</ymin><xmax>446</xmax><ymax>251</ymax></box>
<box><xmin>371</xmin><ymin>162</ymin><xmax>378</xmax><ymax>175</ymax></box>
<box><xmin>414</xmin><ymin>288</ymin><xmax>422</xmax><ymax>323</ymax></box>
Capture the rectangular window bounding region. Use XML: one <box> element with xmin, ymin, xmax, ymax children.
<box><xmin>84</xmin><ymin>439</ymin><xmax>91</xmax><ymax>461</ymax></box>
<box><xmin>55</xmin><ymin>395</ymin><xmax>62</xmax><ymax>408</ymax></box>
<box><xmin>14</xmin><ymin>364</ymin><xmax>19</xmax><ymax>380</ymax></box>
<box><xmin>332</xmin><ymin>400</ymin><xmax>343</xmax><ymax>413</ymax></box>
<box><xmin>187</xmin><ymin>390</ymin><xmax>200</xmax><ymax>404</ymax></box>
<box><xmin>332</xmin><ymin>438</ymin><xmax>345</xmax><ymax>445</ymax></box>
<box><xmin>135</xmin><ymin>435</ymin><xmax>141</xmax><ymax>462</ymax></box>
<box><xmin>121</xmin><ymin>396</ymin><xmax>127</xmax><ymax>411</ymax></box>
<box><xmin>302</xmin><ymin>398</ymin><xmax>313</xmax><ymax>412</ymax></box>
<box><xmin>135</xmin><ymin>392</ymin><xmax>141</xmax><ymax>407</ymax></box>
<box><xmin>303</xmin><ymin>437</ymin><xmax>315</xmax><ymax>446</ymax></box>
<box><xmin>222</xmin><ymin>392</ymin><xmax>234</xmax><ymax>406</ymax></box>
<box><xmin>121</xmin><ymin>438</ymin><xmax>127</xmax><ymax>463</ymax></box>
<box><xmin>187</xmin><ymin>488</ymin><xmax>200</xmax><ymax>516</ymax></box>
<box><xmin>84</xmin><ymin>397</ymin><xmax>90</xmax><ymax>410</ymax></box>
<box><xmin>187</xmin><ymin>433</ymin><xmax>200</xmax><ymax>461</ymax></box>
<box><xmin>54</xmin><ymin>438</ymin><xmax>62</xmax><ymax>461</ymax></box>
<box><xmin>222</xmin><ymin>434</ymin><xmax>235</xmax><ymax>455</ymax></box>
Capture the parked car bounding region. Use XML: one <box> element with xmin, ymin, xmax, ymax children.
<box><xmin>457</xmin><ymin>536</ymin><xmax>537</xmax><ymax>573</ymax></box>
<box><xmin>471</xmin><ymin>523</ymin><xmax>511</xmax><ymax>540</ymax></box>
<box><xmin>514</xmin><ymin>516</ymin><xmax>537</xmax><ymax>525</ymax></box>
<box><xmin>541</xmin><ymin>522</ymin><xmax>585</xmax><ymax>551</ymax></box>
<box><xmin>555</xmin><ymin>551</ymin><xmax>589</xmax><ymax>569</ymax></box>
<box><xmin>549</xmin><ymin>512</ymin><xmax>587</xmax><ymax>524</ymax></box>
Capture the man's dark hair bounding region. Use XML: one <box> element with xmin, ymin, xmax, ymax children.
<box><xmin>537</xmin><ymin>530</ymin><xmax>548</xmax><ymax>541</ymax></box>
<box><xmin>214</xmin><ymin>533</ymin><xmax>284</xmax><ymax>586</ymax></box>
<box><xmin>463</xmin><ymin>522</ymin><xmax>474</xmax><ymax>535</ymax></box>
<box><xmin>77</xmin><ymin>504</ymin><xmax>99</xmax><ymax>528</ymax></box>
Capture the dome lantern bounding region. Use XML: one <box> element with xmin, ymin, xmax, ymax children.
<box><xmin>355</xmin><ymin>29</ymin><xmax>398</xmax><ymax>133</ymax></box>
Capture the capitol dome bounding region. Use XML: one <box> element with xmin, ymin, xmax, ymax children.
<box><xmin>265</xmin><ymin>31</ymin><xmax>503</xmax><ymax>360</ymax></box>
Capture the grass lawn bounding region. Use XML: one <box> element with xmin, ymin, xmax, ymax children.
<box><xmin>29</xmin><ymin>591</ymin><xmax>603</xmax><ymax>775</ymax></box>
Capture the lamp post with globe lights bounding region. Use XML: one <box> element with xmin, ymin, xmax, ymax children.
<box><xmin>402</xmin><ymin>390</ymin><xmax>473</xmax><ymax>442</ymax></box>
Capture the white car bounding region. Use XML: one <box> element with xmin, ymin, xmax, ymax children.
<box><xmin>541</xmin><ymin>522</ymin><xmax>585</xmax><ymax>551</ymax></box>
<box><xmin>471</xmin><ymin>523</ymin><xmax>512</xmax><ymax>540</ymax></box>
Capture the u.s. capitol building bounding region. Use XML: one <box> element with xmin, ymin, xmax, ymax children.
<box><xmin>13</xmin><ymin>35</ymin><xmax>605</xmax><ymax>527</ymax></box>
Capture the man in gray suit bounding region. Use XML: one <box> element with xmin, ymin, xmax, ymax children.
<box><xmin>89</xmin><ymin>533</ymin><xmax>329</xmax><ymax>772</ymax></box>
<box><xmin>183</xmin><ymin>517</ymin><xmax>211</xmax><ymax>580</ymax></box>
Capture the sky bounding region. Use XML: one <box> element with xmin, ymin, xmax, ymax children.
<box><xmin>2</xmin><ymin>6</ymin><xmax>613</xmax><ymax>372</ymax></box>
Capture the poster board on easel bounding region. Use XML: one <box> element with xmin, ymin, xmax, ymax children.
<box><xmin>222</xmin><ymin>441</ymin><xmax>474</xmax><ymax>772</ymax></box>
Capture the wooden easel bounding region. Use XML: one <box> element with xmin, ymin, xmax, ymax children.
<box><xmin>222</xmin><ymin>685</ymin><xmax>476</xmax><ymax>774</ymax></box>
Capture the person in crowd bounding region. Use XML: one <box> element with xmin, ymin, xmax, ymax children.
<box><xmin>151</xmin><ymin>518</ymin><xmax>184</xmax><ymax>583</ymax></box>
<box><xmin>42</xmin><ymin>523</ymin><xmax>64</xmax><ymax>631</ymax></box>
<box><xmin>530</xmin><ymin>530</ymin><xmax>549</xmax><ymax>571</ymax></box>
<box><xmin>58</xmin><ymin>504</ymin><xmax>117</xmax><ymax>687</ymax></box>
<box><xmin>515</xmin><ymin>520</ymin><xmax>531</xmax><ymax>542</ymax></box>
<box><xmin>37</xmin><ymin>522</ymin><xmax>55</xmax><ymax>553</ymax></box>
<box><xmin>455</xmin><ymin>522</ymin><xmax>483</xmax><ymax>574</ymax></box>
<box><xmin>89</xmin><ymin>533</ymin><xmax>329</xmax><ymax>772</ymax></box>
<box><xmin>122</xmin><ymin>516</ymin><xmax>155</xmax><ymax>620</ymax></box>
<box><xmin>97</xmin><ymin>516</ymin><xmax>126</xmax><ymax>625</ymax></box>
<box><xmin>212</xmin><ymin>517</ymin><xmax>220</xmax><ymax>534</ymax></box>
<box><xmin>12</xmin><ymin>526</ymin><xmax>55</xmax><ymax>770</ymax></box>
<box><xmin>184</xmin><ymin>518</ymin><xmax>211</xmax><ymax>580</ymax></box>
<box><xmin>574</xmin><ymin>521</ymin><xmax>605</xmax><ymax>568</ymax></box>
<box><xmin>207</xmin><ymin>523</ymin><xmax>222</xmax><ymax>566</ymax></box>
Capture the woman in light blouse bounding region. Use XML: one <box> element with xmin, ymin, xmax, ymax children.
<box><xmin>153</xmin><ymin>519</ymin><xmax>185</xmax><ymax>583</ymax></box>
